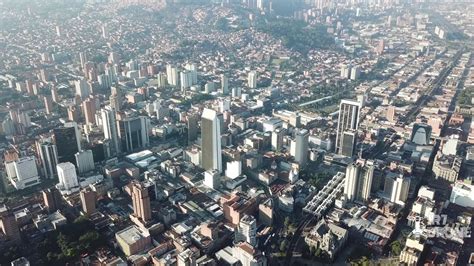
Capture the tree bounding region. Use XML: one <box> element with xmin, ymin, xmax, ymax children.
<box><xmin>390</xmin><ymin>240</ymin><xmax>402</xmax><ymax>256</ymax></box>
<box><xmin>284</xmin><ymin>217</ymin><xmax>291</xmax><ymax>228</ymax></box>
<box><xmin>280</xmin><ymin>240</ymin><xmax>288</xmax><ymax>252</ymax></box>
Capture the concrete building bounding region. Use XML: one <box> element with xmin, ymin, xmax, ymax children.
<box><xmin>291</xmin><ymin>129</ymin><xmax>309</xmax><ymax>166</ymax></box>
<box><xmin>42</xmin><ymin>188</ymin><xmax>62</xmax><ymax>212</ymax></box>
<box><xmin>399</xmin><ymin>233</ymin><xmax>425</xmax><ymax>265</ymax></box>
<box><xmin>344</xmin><ymin>160</ymin><xmax>374</xmax><ymax>202</ymax></box>
<box><xmin>80</xmin><ymin>188</ymin><xmax>97</xmax><ymax>216</ymax></box>
<box><xmin>340</xmin><ymin>130</ymin><xmax>357</xmax><ymax>157</ymax></box>
<box><xmin>57</xmin><ymin>162</ymin><xmax>79</xmax><ymax>193</ymax></box>
<box><xmin>115</xmin><ymin>225</ymin><xmax>151</xmax><ymax>256</ymax></box>
<box><xmin>37</xmin><ymin>140</ymin><xmax>59</xmax><ymax>179</ymax></box>
<box><xmin>75</xmin><ymin>150</ymin><xmax>95</xmax><ymax>174</ymax></box>
<box><xmin>0</xmin><ymin>206</ymin><xmax>21</xmax><ymax>243</ymax></box>
<box><xmin>236</xmin><ymin>215</ymin><xmax>257</xmax><ymax>247</ymax></box>
<box><xmin>225</xmin><ymin>161</ymin><xmax>242</xmax><ymax>179</ymax></box>
<box><xmin>335</xmin><ymin>100</ymin><xmax>361</xmax><ymax>155</ymax></box>
<box><xmin>433</xmin><ymin>152</ymin><xmax>462</xmax><ymax>182</ymax></box>
<box><xmin>117</xmin><ymin>116</ymin><xmax>150</xmax><ymax>153</ymax></box>
<box><xmin>75</xmin><ymin>79</ymin><xmax>90</xmax><ymax>99</ymax></box>
<box><xmin>204</xmin><ymin>169</ymin><xmax>221</xmax><ymax>189</ymax></box>
<box><xmin>258</xmin><ymin>198</ymin><xmax>273</xmax><ymax>226</ymax></box>
<box><xmin>384</xmin><ymin>172</ymin><xmax>410</xmax><ymax>206</ymax></box>
<box><xmin>221</xmin><ymin>74</ymin><xmax>229</xmax><ymax>94</ymax></box>
<box><xmin>6</xmin><ymin>156</ymin><xmax>41</xmax><ymax>190</ymax></box>
<box><xmin>248</xmin><ymin>71</ymin><xmax>257</xmax><ymax>89</ymax></box>
<box><xmin>54</xmin><ymin>122</ymin><xmax>81</xmax><ymax>165</ymax></box>
<box><xmin>201</xmin><ymin>109</ymin><xmax>222</xmax><ymax>173</ymax></box>
<box><xmin>82</xmin><ymin>98</ymin><xmax>96</xmax><ymax>125</ymax></box>
<box><xmin>450</xmin><ymin>182</ymin><xmax>474</xmax><ymax>208</ymax></box>
<box><xmin>131</xmin><ymin>181</ymin><xmax>152</xmax><ymax>223</ymax></box>
<box><xmin>271</xmin><ymin>128</ymin><xmax>285</xmax><ymax>152</ymax></box>
<box><xmin>101</xmin><ymin>106</ymin><xmax>120</xmax><ymax>155</ymax></box>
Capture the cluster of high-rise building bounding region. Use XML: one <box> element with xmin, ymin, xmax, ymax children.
<box><xmin>0</xmin><ymin>0</ymin><xmax>473</xmax><ymax>265</ymax></box>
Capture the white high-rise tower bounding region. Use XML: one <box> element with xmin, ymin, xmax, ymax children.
<box><xmin>201</xmin><ymin>108</ymin><xmax>222</xmax><ymax>173</ymax></box>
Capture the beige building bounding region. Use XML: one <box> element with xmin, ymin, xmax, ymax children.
<box><xmin>433</xmin><ymin>152</ymin><xmax>462</xmax><ymax>182</ymax></box>
<box><xmin>115</xmin><ymin>225</ymin><xmax>151</xmax><ymax>256</ymax></box>
<box><xmin>399</xmin><ymin>233</ymin><xmax>425</xmax><ymax>265</ymax></box>
<box><xmin>132</xmin><ymin>181</ymin><xmax>152</xmax><ymax>224</ymax></box>
<box><xmin>80</xmin><ymin>188</ymin><xmax>97</xmax><ymax>216</ymax></box>
<box><xmin>258</xmin><ymin>198</ymin><xmax>273</xmax><ymax>226</ymax></box>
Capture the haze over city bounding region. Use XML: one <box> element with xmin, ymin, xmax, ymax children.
<box><xmin>0</xmin><ymin>0</ymin><xmax>473</xmax><ymax>265</ymax></box>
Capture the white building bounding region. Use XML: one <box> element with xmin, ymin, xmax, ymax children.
<box><xmin>237</xmin><ymin>215</ymin><xmax>257</xmax><ymax>247</ymax></box>
<box><xmin>344</xmin><ymin>160</ymin><xmax>374</xmax><ymax>202</ymax></box>
<box><xmin>248</xmin><ymin>71</ymin><xmax>257</xmax><ymax>89</ymax></box>
<box><xmin>101</xmin><ymin>106</ymin><xmax>120</xmax><ymax>155</ymax></box>
<box><xmin>450</xmin><ymin>182</ymin><xmax>474</xmax><ymax>208</ymax></box>
<box><xmin>290</xmin><ymin>129</ymin><xmax>309</xmax><ymax>166</ymax></box>
<box><xmin>226</xmin><ymin>161</ymin><xmax>242</xmax><ymax>179</ymax></box>
<box><xmin>384</xmin><ymin>172</ymin><xmax>410</xmax><ymax>205</ymax></box>
<box><xmin>7</xmin><ymin>156</ymin><xmax>41</xmax><ymax>190</ymax></box>
<box><xmin>180</xmin><ymin>70</ymin><xmax>193</xmax><ymax>90</ymax></box>
<box><xmin>442</xmin><ymin>137</ymin><xmax>459</xmax><ymax>156</ymax></box>
<box><xmin>75</xmin><ymin>150</ymin><xmax>95</xmax><ymax>174</ymax></box>
<box><xmin>204</xmin><ymin>169</ymin><xmax>220</xmax><ymax>189</ymax></box>
<box><xmin>57</xmin><ymin>162</ymin><xmax>79</xmax><ymax>194</ymax></box>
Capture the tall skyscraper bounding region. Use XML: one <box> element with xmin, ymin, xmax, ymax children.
<box><xmin>75</xmin><ymin>79</ymin><xmax>90</xmax><ymax>99</ymax></box>
<box><xmin>341</xmin><ymin>130</ymin><xmax>357</xmax><ymax>157</ymax></box>
<box><xmin>51</xmin><ymin>85</ymin><xmax>59</xmax><ymax>103</ymax></box>
<box><xmin>44</xmin><ymin>96</ymin><xmax>53</xmax><ymax>115</ymax></box>
<box><xmin>166</xmin><ymin>64</ymin><xmax>179</xmax><ymax>86</ymax></box>
<box><xmin>37</xmin><ymin>140</ymin><xmax>59</xmax><ymax>179</ymax></box>
<box><xmin>131</xmin><ymin>181</ymin><xmax>152</xmax><ymax>223</ymax></box>
<box><xmin>248</xmin><ymin>71</ymin><xmax>257</xmax><ymax>88</ymax></box>
<box><xmin>57</xmin><ymin>162</ymin><xmax>79</xmax><ymax>192</ymax></box>
<box><xmin>187</xmin><ymin>114</ymin><xmax>198</xmax><ymax>143</ymax></box>
<box><xmin>82</xmin><ymin>98</ymin><xmax>96</xmax><ymax>125</ymax></box>
<box><xmin>80</xmin><ymin>188</ymin><xmax>97</xmax><ymax>216</ymax></box>
<box><xmin>157</xmin><ymin>73</ymin><xmax>167</xmax><ymax>88</ymax></box>
<box><xmin>75</xmin><ymin>150</ymin><xmax>95</xmax><ymax>174</ymax></box>
<box><xmin>221</xmin><ymin>74</ymin><xmax>229</xmax><ymax>94</ymax></box>
<box><xmin>184</xmin><ymin>63</ymin><xmax>197</xmax><ymax>84</ymax></box>
<box><xmin>291</xmin><ymin>129</ymin><xmax>309</xmax><ymax>166</ymax></box>
<box><xmin>101</xmin><ymin>106</ymin><xmax>121</xmax><ymax>155</ymax></box>
<box><xmin>271</xmin><ymin>128</ymin><xmax>285</xmax><ymax>152</ymax></box>
<box><xmin>180</xmin><ymin>70</ymin><xmax>193</xmax><ymax>90</ymax></box>
<box><xmin>344</xmin><ymin>160</ymin><xmax>375</xmax><ymax>202</ymax></box>
<box><xmin>117</xmin><ymin>116</ymin><xmax>150</xmax><ymax>153</ymax></box>
<box><xmin>335</xmin><ymin>99</ymin><xmax>362</xmax><ymax>155</ymax></box>
<box><xmin>54</xmin><ymin>122</ymin><xmax>81</xmax><ymax>165</ymax></box>
<box><xmin>201</xmin><ymin>108</ymin><xmax>222</xmax><ymax>173</ymax></box>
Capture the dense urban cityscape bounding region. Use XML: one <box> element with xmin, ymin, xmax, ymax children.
<box><xmin>0</xmin><ymin>0</ymin><xmax>473</xmax><ymax>265</ymax></box>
